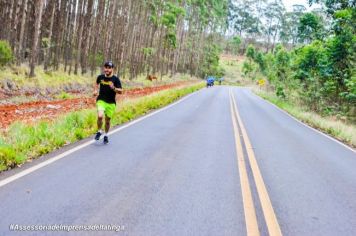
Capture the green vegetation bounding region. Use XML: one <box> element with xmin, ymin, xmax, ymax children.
<box><xmin>0</xmin><ymin>83</ymin><xmax>204</xmax><ymax>172</ymax></box>
<box><xmin>219</xmin><ymin>56</ymin><xmax>245</xmax><ymax>85</ymax></box>
<box><xmin>55</xmin><ymin>92</ymin><xmax>74</xmax><ymax>100</ymax></box>
<box><xmin>201</xmin><ymin>43</ymin><xmax>225</xmax><ymax>78</ymax></box>
<box><xmin>227</xmin><ymin>1</ymin><xmax>356</xmax><ymax>123</ymax></box>
<box><xmin>298</xmin><ymin>12</ymin><xmax>325</xmax><ymax>43</ymax></box>
<box><xmin>0</xmin><ymin>40</ymin><xmax>13</xmax><ymax>66</ymax></box>
<box><xmin>0</xmin><ymin>65</ymin><xmax>94</xmax><ymax>89</ymax></box>
<box><xmin>256</xmin><ymin>90</ymin><xmax>356</xmax><ymax>147</ymax></box>
<box><xmin>241</xmin><ymin>25</ymin><xmax>356</xmax><ymax>145</ymax></box>
<box><xmin>225</xmin><ymin>36</ymin><xmax>242</xmax><ymax>56</ymax></box>
<box><xmin>242</xmin><ymin>12</ymin><xmax>355</xmax><ymax>120</ymax></box>
<box><xmin>0</xmin><ymin>64</ymin><xmax>198</xmax><ymax>92</ymax></box>
<box><xmin>226</xmin><ymin>0</ymin><xmax>355</xmax><ymax>119</ymax></box>
<box><xmin>242</xmin><ymin>45</ymin><xmax>257</xmax><ymax>78</ymax></box>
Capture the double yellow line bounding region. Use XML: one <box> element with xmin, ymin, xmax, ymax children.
<box><xmin>229</xmin><ymin>89</ymin><xmax>282</xmax><ymax>236</ymax></box>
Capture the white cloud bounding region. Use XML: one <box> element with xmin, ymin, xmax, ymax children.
<box><xmin>282</xmin><ymin>0</ymin><xmax>320</xmax><ymax>12</ymax></box>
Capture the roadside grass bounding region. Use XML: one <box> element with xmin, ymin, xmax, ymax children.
<box><xmin>55</xmin><ymin>91</ymin><xmax>75</xmax><ymax>100</ymax></box>
<box><xmin>220</xmin><ymin>55</ymin><xmax>252</xmax><ymax>86</ymax></box>
<box><xmin>255</xmin><ymin>89</ymin><xmax>356</xmax><ymax>148</ymax></box>
<box><xmin>122</xmin><ymin>73</ymin><xmax>195</xmax><ymax>88</ymax></box>
<box><xmin>220</xmin><ymin>54</ymin><xmax>356</xmax><ymax>149</ymax></box>
<box><xmin>220</xmin><ymin>81</ymin><xmax>241</xmax><ymax>86</ymax></box>
<box><xmin>220</xmin><ymin>56</ymin><xmax>241</xmax><ymax>82</ymax></box>
<box><xmin>0</xmin><ymin>64</ymin><xmax>94</xmax><ymax>88</ymax></box>
<box><xmin>1</xmin><ymin>95</ymin><xmax>40</xmax><ymax>104</ymax></box>
<box><xmin>1</xmin><ymin>65</ymin><xmax>197</xmax><ymax>91</ymax></box>
<box><xmin>1</xmin><ymin>92</ymin><xmax>80</xmax><ymax>105</ymax></box>
<box><xmin>0</xmin><ymin>82</ymin><xmax>204</xmax><ymax>172</ymax></box>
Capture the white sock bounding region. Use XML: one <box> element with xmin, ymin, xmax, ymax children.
<box><xmin>98</xmin><ymin>129</ymin><xmax>103</xmax><ymax>134</ymax></box>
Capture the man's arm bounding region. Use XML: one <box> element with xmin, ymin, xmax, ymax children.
<box><xmin>114</xmin><ymin>78</ymin><xmax>123</xmax><ymax>94</ymax></box>
<box><xmin>113</xmin><ymin>87</ymin><xmax>123</xmax><ymax>94</ymax></box>
<box><xmin>94</xmin><ymin>76</ymin><xmax>100</xmax><ymax>96</ymax></box>
<box><xmin>108</xmin><ymin>82</ymin><xmax>122</xmax><ymax>94</ymax></box>
<box><xmin>93</xmin><ymin>83</ymin><xmax>99</xmax><ymax>96</ymax></box>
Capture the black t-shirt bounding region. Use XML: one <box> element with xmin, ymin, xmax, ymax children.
<box><xmin>96</xmin><ymin>74</ymin><xmax>122</xmax><ymax>104</ymax></box>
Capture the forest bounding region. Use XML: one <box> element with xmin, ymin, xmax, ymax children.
<box><xmin>0</xmin><ymin>0</ymin><xmax>355</xmax><ymax>118</ymax></box>
<box><xmin>226</xmin><ymin>0</ymin><xmax>355</xmax><ymax>119</ymax></box>
<box><xmin>0</xmin><ymin>0</ymin><xmax>227</xmax><ymax>79</ymax></box>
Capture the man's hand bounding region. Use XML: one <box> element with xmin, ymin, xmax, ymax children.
<box><xmin>116</xmin><ymin>88</ymin><xmax>123</xmax><ymax>94</ymax></box>
<box><xmin>109</xmin><ymin>82</ymin><xmax>122</xmax><ymax>94</ymax></box>
<box><xmin>93</xmin><ymin>90</ymin><xmax>98</xmax><ymax>97</ymax></box>
<box><xmin>109</xmin><ymin>81</ymin><xmax>115</xmax><ymax>90</ymax></box>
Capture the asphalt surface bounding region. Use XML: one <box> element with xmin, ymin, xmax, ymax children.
<box><xmin>0</xmin><ymin>86</ymin><xmax>355</xmax><ymax>236</ymax></box>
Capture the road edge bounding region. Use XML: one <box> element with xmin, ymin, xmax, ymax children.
<box><xmin>0</xmin><ymin>89</ymin><xmax>203</xmax><ymax>187</ymax></box>
<box><xmin>250</xmin><ymin>88</ymin><xmax>355</xmax><ymax>153</ymax></box>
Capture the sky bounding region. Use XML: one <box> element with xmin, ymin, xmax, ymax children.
<box><xmin>282</xmin><ymin>0</ymin><xmax>319</xmax><ymax>11</ymax></box>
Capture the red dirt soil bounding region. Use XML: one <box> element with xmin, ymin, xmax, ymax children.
<box><xmin>0</xmin><ymin>81</ymin><xmax>194</xmax><ymax>129</ymax></box>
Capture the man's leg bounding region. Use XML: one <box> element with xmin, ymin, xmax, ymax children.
<box><xmin>98</xmin><ymin>111</ymin><xmax>104</xmax><ymax>130</ymax></box>
<box><xmin>105</xmin><ymin>115</ymin><xmax>111</xmax><ymax>134</ymax></box>
<box><xmin>103</xmin><ymin>115</ymin><xmax>111</xmax><ymax>144</ymax></box>
<box><xmin>95</xmin><ymin>102</ymin><xmax>105</xmax><ymax>140</ymax></box>
<box><xmin>102</xmin><ymin>102</ymin><xmax>115</xmax><ymax>144</ymax></box>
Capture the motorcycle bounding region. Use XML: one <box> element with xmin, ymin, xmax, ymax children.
<box><xmin>206</xmin><ymin>77</ymin><xmax>215</xmax><ymax>88</ymax></box>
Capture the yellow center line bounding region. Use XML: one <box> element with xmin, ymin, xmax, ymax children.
<box><xmin>229</xmin><ymin>89</ymin><xmax>260</xmax><ymax>236</ymax></box>
<box><xmin>230</xmin><ymin>89</ymin><xmax>283</xmax><ymax>236</ymax></box>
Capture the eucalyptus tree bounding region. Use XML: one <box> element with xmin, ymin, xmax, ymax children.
<box><xmin>0</xmin><ymin>0</ymin><xmax>229</xmax><ymax>79</ymax></box>
<box><xmin>298</xmin><ymin>12</ymin><xmax>325</xmax><ymax>43</ymax></box>
<box><xmin>262</xmin><ymin>0</ymin><xmax>285</xmax><ymax>52</ymax></box>
<box><xmin>279</xmin><ymin>4</ymin><xmax>306</xmax><ymax>46</ymax></box>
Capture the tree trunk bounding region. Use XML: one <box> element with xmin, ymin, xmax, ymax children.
<box><xmin>104</xmin><ymin>0</ymin><xmax>117</xmax><ymax>60</ymax></box>
<box><xmin>74</xmin><ymin>0</ymin><xmax>85</xmax><ymax>75</ymax></box>
<box><xmin>68</xmin><ymin>0</ymin><xmax>77</xmax><ymax>75</ymax></box>
<box><xmin>44</xmin><ymin>0</ymin><xmax>56</xmax><ymax>71</ymax></box>
<box><xmin>11</xmin><ymin>0</ymin><xmax>21</xmax><ymax>51</ymax></box>
<box><xmin>5</xmin><ymin>0</ymin><xmax>15</xmax><ymax>41</ymax></box>
<box><xmin>29</xmin><ymin>0</ymin><xmax>44</xmax><ymax>77</ymax></box>
<box><xmin>53</xmin><ymin>0</ymin><xmax>67</xmax><ymax>70</ymax></box>
<box><xmin>90</xmin><ymin>0</ymin><xmax>105</xmax><ymax>76</ymax></box>
<box><xmin>81</xmin><ymin>0</ymin><xmax>94</xmax><ymax>75</ymax></box>
<box><xmin>16</xmin><ymin>0</ymin><xmax>28</xmax><ymax>65</ymax></box>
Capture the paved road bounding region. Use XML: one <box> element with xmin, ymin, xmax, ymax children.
<box><xmin>0</xmin><ymin>86</ymin><xmax>355</xmax><ymax>236</ymax></box>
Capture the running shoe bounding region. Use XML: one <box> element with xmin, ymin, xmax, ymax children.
<box><xmin>103</xmin><ymin>136</ymin><xmax>109</xmax><ymax>144</ymax></box>
<box><xmin>94</xmin><ymin>131</ymin><xmax>102</xmax><ymax>140</ymax></box>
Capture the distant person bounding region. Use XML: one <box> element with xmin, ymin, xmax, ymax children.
<box><xmin>206</xmin><ymin>76</ymin><xmax>214</xmax><ymax>87</ymax></box>
<box><xmin>219</xmin><ymin>77</ymin><xmax>224</xmax><ymax>85</ymax></box>
<box><xmin>93</xmin><ymin>61</ymin><xmax>123</xmax><ymax>144</ymax></box>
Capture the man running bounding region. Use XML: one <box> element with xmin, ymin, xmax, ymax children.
<box><xmin>94</xmin><ymin>61</ymin><xmax>122</xmax><ymax>144</ymax></box>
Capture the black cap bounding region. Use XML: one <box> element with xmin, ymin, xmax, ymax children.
<box><xmin>104</xmin><ymin>61</ymin><xmax>114</xmax><ymax>68</ymax></box>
